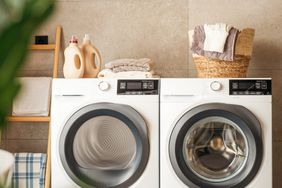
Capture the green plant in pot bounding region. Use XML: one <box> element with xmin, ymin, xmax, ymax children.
<box><xmin>0</xmin><ymin>0</ymin><xmax>55</xmax><ymax>187</ymax></box>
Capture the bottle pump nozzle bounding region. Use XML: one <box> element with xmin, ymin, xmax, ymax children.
<box><xmin>69</xmin><ymin>35</ymin><xmax>78</xmax><ymax>44</ymax></box>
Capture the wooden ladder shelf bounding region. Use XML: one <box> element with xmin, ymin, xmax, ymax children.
<box><xmin>7</xmin><ymin>25</ymin><xmax>62</xmax><ymax>188</ymax></box>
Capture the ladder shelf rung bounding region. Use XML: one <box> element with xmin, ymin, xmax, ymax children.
<box><xmin>7</xmin><ymin>116</ymin><xmax>51</xmax><ymax>122</ymax></box>
<box><xmin>29</xmin><ymin>44</ymin><xmax>56</xmax><ymax>50</ymax></box>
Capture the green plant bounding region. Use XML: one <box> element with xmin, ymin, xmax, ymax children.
<box><xmin>0</xmin><ymin>0</ymin><xmax>55</xmax><ymax>131</ymax></box>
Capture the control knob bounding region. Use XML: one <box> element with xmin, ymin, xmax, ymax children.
<box><xmin>210</xmin><ymin>81</ymin><xmax>222</xmax><ymax>91</ymax></box>
<box><xmin>98</xmin><ymin>81</ymin><xmax>110</xmax><ymax>91</ymax></box>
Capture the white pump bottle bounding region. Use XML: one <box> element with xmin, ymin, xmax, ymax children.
<box><xmin>63</xmin><ymin>36</ymin><xmax>85</xmax><ymax>78</ymax></box>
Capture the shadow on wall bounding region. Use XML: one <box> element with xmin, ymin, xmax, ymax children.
<box><xmin>251</xmin><ymin>40</ymin><xmax>282</xmax><ymax>68</ymax></box>
<box><xmin>58</xmin><ymin>29</ymin><xmax>66</xmax><ymax>78</ymax></box>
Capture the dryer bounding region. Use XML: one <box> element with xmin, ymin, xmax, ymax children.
<box><xmin>160</xmin><ymin>78</ymin><xmax>272</xmax><ymax>188</ymax></box>
<box><xmin>51</xmin><ymin>78</ymin><xmax>159</xmax><ymax>188</ymax></box>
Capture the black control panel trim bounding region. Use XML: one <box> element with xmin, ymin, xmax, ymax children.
<box><xmin>117</xmin><ymin>80</ymin><xmax>159</xmax><ymax>95</ymax></box>
<box><xmin>229</xmin><ymin>79</ymin><xmax>271</xmax><ymax>95</ymax></box>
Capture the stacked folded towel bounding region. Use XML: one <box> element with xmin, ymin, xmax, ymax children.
<box><xmin>12</xmin><ymin>153</ymin><xmax>46</xmax><ymax>188</ymax></box>
<box><xmin>190</xmin><ymin>23</ymin><xmax>239</xmax><ymax>61</ymax></box>
<box><xmin>98</xmin><ymin>58</ymin><xmax>159</xmax><ymax>78</ymax></box>
<box><xmin>12</xmin><ymin>77</ymin><xmax>52</xmax><ymax>116</ymax></box>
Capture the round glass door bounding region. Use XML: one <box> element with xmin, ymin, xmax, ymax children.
<box><xmin>183</xmin><ymin>116</ymin><xmax>248</xmax><ymax>182</ymax></box>
<box><xmin>73</xmin><ymin>116</ymin><xmax>137</xmax><ymax>171</ymax></box>
<box><xmin>59</xmin><ymin>103</ymin><xmax>149</xmax><ymax>188</ymax></box>
<box><xmin>169</xmin><ymin>103</ymin><xmax>263</xmax><ymax>188</ymax></box>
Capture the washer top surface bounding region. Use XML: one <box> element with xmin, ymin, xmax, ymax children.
<box><xmin>160</xmin><ymin>78</ymin><xmax>271</xmax><ymax>103</ymax></box>
<box><xmin>52</xmin><ymin>78</ymin><xmax>159</xmax><ymax>102</ymax></box>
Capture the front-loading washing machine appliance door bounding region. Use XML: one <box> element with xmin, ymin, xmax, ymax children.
<box><xmin>59</xmin><ymin>102</ymin><xmax>149</xmax><ymax>188</ymax></box>
<box><xmin>169</xmin><ymin>103</ymin><xmax>263</xmax><ymax>188</ymax></box>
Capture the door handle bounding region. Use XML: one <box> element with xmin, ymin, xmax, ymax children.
<box><xmin>163</xmin><ymin>94</ymin><xmax>195</xmax><ymax>97</ymax></box>
<box><xmin>54</xmin><ymin>94</ymin><xmax>84</xmax><ymax>97</ymax></box>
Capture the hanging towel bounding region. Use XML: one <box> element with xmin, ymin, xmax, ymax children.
<box><xmin>12</xmin><ymin>153</ymin><xmax>46</xmax><ymax>188</ymax></box>
<box><xmin>98</xmin><ymin>69</ymin><xmax>159</xmax><ymax>78</ymax></box>
<box><xmin>105</xmin><ymin>58</ymin><xmax>155</xmax><ymax>72</ymax></box>
<box><xmin>12</xmin><ymin>77</ymin><xmax>52</xmax><ymax>116</ymax></box>
<box><xmin>203</xmin><ymin>23</ymin><xmax>231</xmax><ymax>53</ymax></box>
<box><xmin>191</xmin><ymin>25</ymin><xmax>238</xmax><ymax>61</ymax></box>
<box><xmin>0</xmin><ymin>149</ymin><xmax>14</xmax><ymax>188</ymax></box>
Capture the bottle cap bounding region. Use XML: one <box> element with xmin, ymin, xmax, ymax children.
<box><xmin>83</xmin><ymin>34</ymin><xmax>92</xmax><ymax>43</ymax></box>
<box><xmin>69</xmin><ymin>35</ymin><xmax>78</xmax><ymax>44</ymax></box>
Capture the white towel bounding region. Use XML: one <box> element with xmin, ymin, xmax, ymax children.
<box><xmin>12</xmin><ymin>77</ymin><xmax>52</xmax><ymax>116</ymax></box>
<box><xmin>188</xmin><ymin>30</ymin><xmax>194</xmax><ymax>48</ymax></box>
<box><xmin>203</xmin><ymin>23</ymin><xmax>231</xmax><ymax>53</ymax></box>
<box><xmin>0</xmin><ymin>149</ymin><xmax>14</xmax><ymax>188</ymax></box>
<box><xmin>98</xmin><ymin>69</ymin><xmax>159</xmax><ymax>78</ymax></box>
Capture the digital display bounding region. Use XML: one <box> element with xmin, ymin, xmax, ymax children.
<box><xmin>117</xmin><ymin>80</ymin><xmax>159</xmax><ymax>95</ymax></box>
<box><xmin>127</xmin><ymin>82</ymin><xmax>142</xmax><ymax>90</ymax></box>
<box><xmin>229</xmin><ymin>79</ymin><xmax>271</xmax><ymax>95</ymax></box>
<box><xmin>238</xmin><ymin>82</ymin><xmax>255</xmax><ymax>90</ymax></box>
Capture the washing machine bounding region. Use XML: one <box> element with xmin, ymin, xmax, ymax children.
<box><xmin>51</xmin><ymin>78</ymin><xmax>159</xmax><ymax>188</ymax></box>
<box><xmin>160</xmin><ymin>78</ymin><xmax>272</xmax><ymax>188</ymax></box>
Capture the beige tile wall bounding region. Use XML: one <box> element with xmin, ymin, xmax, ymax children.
<box><xmin>1</xmin><ymin>0</ymin><xmax>282</xmax><ymax>187</ymax></box>
<box><xmin>19</xmin><ymin>0</ymin><xmax>189</xmax><ymax>77</ymax></box>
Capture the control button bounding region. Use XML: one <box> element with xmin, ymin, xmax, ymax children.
<box><xmin>148</xmin><ymin>82</ymin><xmax>154</xmax><ymax>89</ymax></box>
<box><xmin>232</xmin><ymin>91</ymin><xmax>238</xmax><ymax>95</ymax></box>
<box><xmin>120</xmin><ymin>82</ymin><xmax>126</xmax><ymax>89</ymax></box>
<box><xmin>255</xmin><ymin>82</ymin><xmax>261</xmax><ymax>89</ymax></box>
<box><xmin>143</xmin><ymin>83</ymin><xmax>148</xmax><ymax>89</ymax></box>
<box><xmin>210</xmin><ymin>81</ymin><xmax>222</xmax><ymax>91</ymax></box>
<box><xmin>232</xmin><ymin>82</ymin><xmax>238</xmax><ymax>89</ymax></box>
<box><xmin>261</xmin><ymin>82</ymin><xmax>267</xmax><ymax>89</ymax></box>
<box><xmin>98</xmin><ymin>81</ymin><xmax>110</xmax><ymax>91</ymax></box>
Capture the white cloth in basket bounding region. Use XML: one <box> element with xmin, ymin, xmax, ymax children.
<box><xmin>203</xmin><ymin>23</ymin><xmax>231</xmax><ymax>53</ymax></box>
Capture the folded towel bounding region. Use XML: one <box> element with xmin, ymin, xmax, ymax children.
<box><xmin>112</xmin><ymin>65</ymin><xmax>152</xmax><ymax>73</ymax></box>
<box><xmin>98</xmin><ymin>69</ymin><xmax>159</xmax><ymax>78</ymax></box>
<box><xmin>12</xmin><ymin>77</ymin><xmax>52</xmax><ymax>116</ymax></box>
<box><xmin>191</xmin><ymin>25</ymin><xmax>238</xmax><ymax>61</ymax></box>
<box><xmin>203</xmin><ymin>23</ymin><xmax>231</xmax><ymax>53</ymax></box>
<box><xmin>105</xmin><ymin>58</ymin><xmax>154</xmax><ymax>72</ymax></box>
<box><xmin>12</xmin><ymin>153</ymin><xmax>46</xmax><ymax>188</ymax></box>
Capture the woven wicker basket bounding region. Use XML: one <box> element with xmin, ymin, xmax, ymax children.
<box><xmin>193</xmin><ymin>55</ymin><xmax>250</xmax><ymax>78</ymax></box>
<box><xmin>189</xmin><ymin>28</ymin><xmax>255</xmax><ymax>78</ymax></box>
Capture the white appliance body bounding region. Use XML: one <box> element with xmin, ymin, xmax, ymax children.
<box><xmin>51</xmin><ymin>78</ymin><xmax>159</xmax><ymax>188</ymax></box>
<box><xmin>160</xmin><ymin>78</ymin><xmax>272</xmax><ymax>188</ymax></box>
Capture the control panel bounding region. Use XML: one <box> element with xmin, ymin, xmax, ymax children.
<box><xmin>229</xmin><ymin>79</ymin><xmax>271</xmax><ymax>95</ymax></box>
<box><xmin>117</xmin><ymin>80</ymin><xmax>159</xmax><ymax>95</ymax></box>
